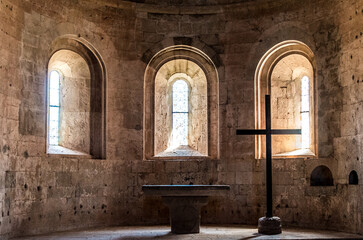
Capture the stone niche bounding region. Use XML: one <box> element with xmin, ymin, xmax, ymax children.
<box><xmin>310</xmin><ymin>165</ymin><xmax>334</xmax><ymax>186</ymax></box>
<box><xmin>48</xmin><ymin>50</ymin><xmax>91</xmax><ymax>154</ymax></box>
<box><xmin>349</xmin><ymin>170</ymin><xmax>358</xmax><ymax>185</ymax></box>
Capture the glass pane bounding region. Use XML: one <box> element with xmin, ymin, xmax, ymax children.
<box><xmin>172</xmin><ymin>80</ymin><xmax>189</xmax><ymax>113</ymax></box>
<box><xmin>48</xmin><ymin>70</ymin><xmax>60</xmax><ymax>146</ymax></box>
<box><xmin>301</xmin><ymin>95</ymin><xmax>309</xmax><ymax>112</ymax></box>
<box><xmin>49</xmin><ymin>89</ymin><xmax>60</xmax><ymax>106</ymax></box>
<box><xmin>49</xmin><ymin>107</ymin><xmax>59</xmax><ymax>121</ymax></box>
<box><xmin>301</xmin><ymin>112</ymin><xmax>309</xmax><ymax>149</ymax></box>
<box><xmin>49</xmin><ymin>71</ymin><xmax>60</xmax><ymax>90</ymax></box>
<box><xmin>49</xmin><ymin>118</ymin><xmax>59</xmax><ymax>145</ymax></box>
<box><xmin>172</xmin><ymin>113</ymin><xmax>188</xmax><ymax>146</ymax></box>
<box><xmin>301</xmin><ymin>76</ymin><xmax>310</xmax><ymax>149</ymax></box>
<box><xmin>301</xmin><ymin>76</ymin><xmax>309</xmax><ymax>95</ymax></box>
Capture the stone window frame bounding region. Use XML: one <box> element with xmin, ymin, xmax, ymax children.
<box><xmin>255</xmin><ymin>40</ymin><xmax>317</xmax><ymax>159</ymax></box>
<box><xmin>46</xmin><ymin>35</ymin><xmax>107</xmax><ymax>159</ymax></box>
<box><xmin>144</xmin><ymin>45</ymin><xmax>219</xmax><ymax>160</ymax></box>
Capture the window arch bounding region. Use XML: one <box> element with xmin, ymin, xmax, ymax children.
<box><xmin>47</xmin><ymin>36</ymin><xmax>106</xmax><ymax>158</ymax></box>
<box><xmin>144</xmin><ymin>45</ymin><xmax>219</xmax><ymax>160</ymax></box>
<box><xmin>255</xmin><ymin>40</ymin><xmax>316</xmax><ymax>158</ymax></box>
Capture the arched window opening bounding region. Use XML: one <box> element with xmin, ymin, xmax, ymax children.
<box><xmin>349</xmin><ymin>170</ymin><xmax>358</xmax><ymax>185</ymax></box>
<box><xmin>46</xmin><ymin>36</ymin><xmax>106</xmax><ymax>158</ymax></box>
<box><xmin>47</xmin><ymin>50</ymin><xmax>92</xmax><ymax>156</ymax></box>
<box><xmin>144</xmin><ymin>45</ymin><xmax>219</xmax><ymax>160</ymax></box>
<box><xmin>170</xmin><ymin>80</ymin><xmax>189</xmax><ymax>148</ymax></box>
<box><xmin>48</xmin><ymin>70</ymin><xmax>61</xmax><ymax>146</ymax></box>
<box><xmin>270</xmin><ymin>55</ymin><xmax>314</xmax><ymax>156</ymax></box>
<box><xmin>310</xmin><ymin>165</ymin><xmax>334</xmax><ymax>186</ymax></box>
<box><xmin>152</xmin><ymin>59</ymin><xmax>209</xmax><ymax>158</ymax></box>
<box><xmin>301</xmin><ymin>76</ymin><xmax>310</xmax><ymax>149</ymax></box>
<box><xmin>255</xmin><ymin>41</ymin><xmax>316</xmax><ymax>158</ymax></box>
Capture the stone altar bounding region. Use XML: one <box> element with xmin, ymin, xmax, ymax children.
<box><xmin>142</xmin><ymin>185</ymin><xmax>230</xmax><ymax>234</ymax></box>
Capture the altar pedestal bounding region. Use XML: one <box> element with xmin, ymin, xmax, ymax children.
<box><xmin>142</xmin><ymin>185</ymin><xmax>230</xmax><ymax>234</ymax></box>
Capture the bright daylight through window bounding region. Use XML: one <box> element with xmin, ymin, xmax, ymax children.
<box><xmin>301</xmin><ymin>76</ymin><xmax>309</xmax><ymax>149</ymax></box>
<box><xmin>170</xmin><ymin>80</ymin><xmax>189</xmax><ymax>148</ymax></box>
<box><xmin>49</xmin><ymin>70</ymin><xmax>60</xmax><ymax>145</ymax></box>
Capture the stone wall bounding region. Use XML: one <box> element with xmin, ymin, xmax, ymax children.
<box><xmin>0</xmin><ymin>0</ymin><xmax>362</xmax><ymax>238</ymax></box>
<box><xmin>0</xmin><ymin>0</ymin><xmax>25</xmax><ymax>237</ymax></box>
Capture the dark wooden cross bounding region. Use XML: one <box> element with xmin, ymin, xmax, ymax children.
<box><xmin>236</xmin><ymin>95</ymin><xmax>301</xmax><ymax>218</ymax></box>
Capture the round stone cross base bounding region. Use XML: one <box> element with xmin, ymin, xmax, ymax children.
<box><xmin>258</xmin><ymin>216</ymin><xmax>282</xmax><ymax>235</ymax></box>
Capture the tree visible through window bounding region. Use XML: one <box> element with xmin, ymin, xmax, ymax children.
<box><xmin>49</xmin><ymin>70</ymin><xmax>61</xmax><ymax>145</ymax></box>
<box><xmin>170</xmin><ymin>80</ymin><xmax>189</xmax><ymax>148</ymax></box>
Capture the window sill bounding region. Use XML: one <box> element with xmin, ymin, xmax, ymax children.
<box><xmin>47</xmin><ymin>145</ymin><xmax>91</xmax><ymax>158</ymax></box>
<box><xmin>272</xmin><ymin>148</ymin><xmax>316</xmax><ymax>159</ymax></box>
<box><xmin>151</xmin><ymin>145</ymin><xmax>209</xmax><ymax>160</ymax></box>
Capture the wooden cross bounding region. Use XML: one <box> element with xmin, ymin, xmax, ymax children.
<box><xmin>236</xmin><ymin>95</ymin><xmax>301</xmax><ymax>218</ymax></box>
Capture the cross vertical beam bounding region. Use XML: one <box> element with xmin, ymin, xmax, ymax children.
<box><xmin>265</xmin><ymin>95</ymin><xmax>272</xmax><ymax>218</ymax></box>
<box><xmin>236</xmin><ymin>95</ymin><xmax>301</xmax><ymax>234</ymax></box>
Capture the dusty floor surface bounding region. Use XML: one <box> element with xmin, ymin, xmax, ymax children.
<box><xmin>12</xmin><ymin>225</ymin><xmax>363</xmax><ymax>240</ymax></box>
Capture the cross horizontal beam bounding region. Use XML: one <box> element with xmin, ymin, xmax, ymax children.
<box><xmin>236</xmin><ymin>129</ymin><xmax>301</xmax><ymax>135</ymax></box>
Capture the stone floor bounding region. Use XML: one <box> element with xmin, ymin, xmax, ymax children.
<box><xmin>12</xmin><ymin>225</ymin><xmax>363</xmax><ymax>240</ymax></box>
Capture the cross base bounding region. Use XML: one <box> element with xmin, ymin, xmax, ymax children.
<box><xmin>258</xmin><ymin>216</ymin><xmax>282</xmax><ymax>235</ymax></box>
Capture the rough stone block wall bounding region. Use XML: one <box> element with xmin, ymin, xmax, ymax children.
<box><xmin>334</xmin><ymin>0</ymin><xmax>363</xmax><ymax>233</ymax></box>
<box><xmin>0</xmin><ymin>0</ymin><xmax>362</xmax><ymax>239</ymax></box>
<box><xmin>0</xmin><ymin>0</ymin><xmax>24</xmax><ymax>237</ymax></box>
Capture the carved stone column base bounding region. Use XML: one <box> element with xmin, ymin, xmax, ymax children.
<box><xmin>258</xmin><ymin>216</ymin><xmax>282</xmax><ymax>235</ymax></box>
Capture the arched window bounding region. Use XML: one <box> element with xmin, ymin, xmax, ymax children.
<box><xmin>47</xmin><ymin>50</ymin><xmax>92</xmax><ymax>155</ymax></box>
<box><xmin>144</xmin><ymin>45</ymin><xmax>219</xmax><ymax>160</ymax></box>
<box><xmin>170</xmin><ymin>80</ymin><xmax>189</xmax><ymax>148</ymax></box>
<box><xmin>46</xmin><ymin>36</ymin><xmax>106</xmax><ymax>158</ymax></box>
<box><xmin>48</xmin><ymin>70</ymin><xmax>61</xmax><ymax>146</ymax></box>
<box><xmin>154</xmin><ymin>69</ymin><xmax>207</xmax><ymax>158</ymax></box>
<box><xmin>255</xmin><ymin>40</ymin><xmax>316</xmax><ymax>158</ymax></box>
<box><xmin>269</xmin><ymin>55</ymin><xmax>314</xmax><ymax>156</ymax></box>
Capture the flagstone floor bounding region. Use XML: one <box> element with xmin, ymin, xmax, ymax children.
<box><xmin>12</xmin><ymin>225</ymin><xmax>363</xmax><ymax>240</ymax></box>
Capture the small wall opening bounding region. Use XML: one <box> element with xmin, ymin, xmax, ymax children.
<box><xmin>349</xmin><ymin>170</ymin><xmax>358</xmax><ymax>185</ymax></box>
<box><xmin>310</xmin><ymin>165</ymin><xmax>334</xmax><ymax>186</ymax></box>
